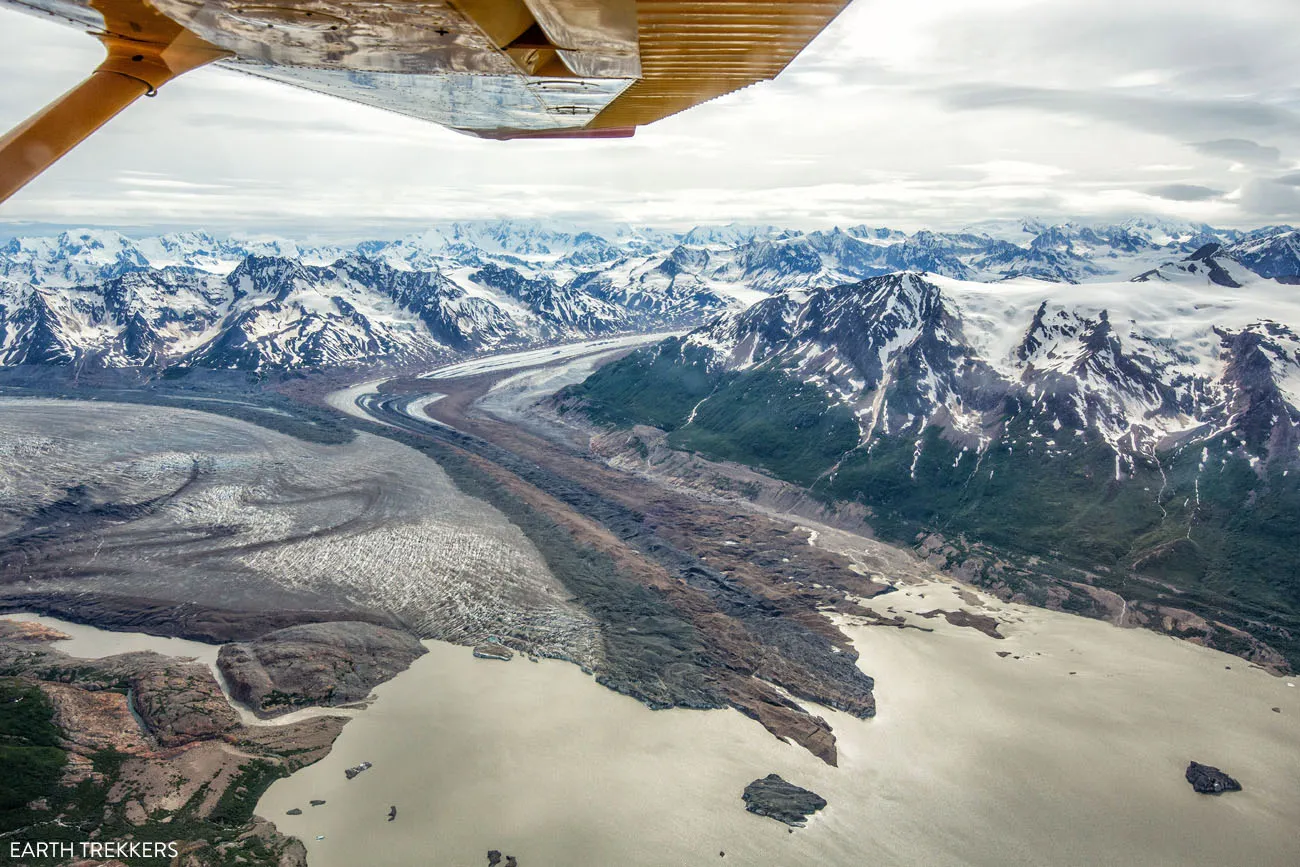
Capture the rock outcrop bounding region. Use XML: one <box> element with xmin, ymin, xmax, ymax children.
<box><xmin>217</xmin><ymin>621</ymin><xmax>426</xmax><ymax>718</ymax></box>
<box><xmin>128</xmin><ymin>660</ymin><xmax>241</xmax><ymax>747</ymax></box>
<box><xmin>0</xmin><ymin>619</ymin><xmax>70</xmax><ymax>642</ymax></box>
<box><xmin>1185</xmin><ymin>761</ymin><xmax>1242</xmax><ymax>795</ymax></box>
<box><xmin>918</xmin><ymin>609</ymin><xmax>1004</xmax><ymax>639</ymax></box>
<box><xmin>0</xmin><ymin>633</ymin><xmax>333</xmax><ymax>867</ymax></box>
<box><xmin>741</xmin><ymin>774</ymin><xmax>827</xmax><ymax>827</ymax></box>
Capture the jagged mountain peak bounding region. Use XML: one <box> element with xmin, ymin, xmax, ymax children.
<box><xmin>1215</xmin><ymin>323</ymin><xmax>1300</xmax><ymax>461</ymax></box>
<box><xmin>679</xmin><ymin>223</ymin><xmax>782</xmax><ymax>248</ymax></box>
<box><xmin>687</xmin><ymin>272</ymin><xmax>972</xmax><ymax>424</ymax></box>
<box><xmin>676</xmin><ymin>269</ymin><xmax>1300</xmax><ymax>464</ymax></box>
<box><xmin>4</xmin><ymin>219</ymin><xmax>1300</xmax><ymax>373</ymax></box>
<box><xmin>846</xmin><ymin>225</ymin><xmax>908</xmax><ymax>243</ymax></box>
<box><xmin>1131</xmin><ymin>243</ymin><xmax>1258</xmax><ymax>289</ymax></box>
<box><xmin>1227</xmin><ymin>228</ymin><xmax>1300</xmax><ymax>283</ymax></box>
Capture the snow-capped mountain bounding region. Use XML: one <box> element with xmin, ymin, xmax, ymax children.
<box><xmin>670</xmin><ymin>266</ymin><xmax>1300</xmax><ymax>467</ymax></box>
<box><xmin>0</xmin><ymin>229</ymin><xmax>348</xmax><ymax>287</ymax></box>
<box><xmin>562</xmin><ymin>259</ymin><xmax>1300</xmax><ymax>670</ymax></box>
<box><xmin>1</xmin><ymin>219</ymin><xmax>1297</xmax><ymax>372</ymax></box>
<box><xmin>1226</xmin><ymin>228</ymin><xmax>1300</xmax><ymax>282</ymax></box>
<box><xmin>1131</xmin><ymin>243</ymin><xmax>1255</xmax><ymax>287</ymax></box>
<box><xmin>0</xmin><ymin>252</ymin><xmax>664</xmax><ymax>371</ymax></box>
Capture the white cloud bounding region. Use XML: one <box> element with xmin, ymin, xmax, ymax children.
<box><xmin>0</xmin><ymin>0</ymin><xmax>1297</xmax><ymax>234</ymax></box>
<box><xmin>1239</xmin><ymin>177</ymin><xmax>1300</xmax><ymax>216</ymax></box>
<box><xmin>962</xmin><ymin>161</ymin><xmax>1070</xmax><ymax>184</ymax></box>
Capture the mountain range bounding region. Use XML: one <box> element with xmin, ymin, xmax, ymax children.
<box><xmin>2</xmin><ymin>218</ymin><xmax>1297</xmax><ymax>372</ymax></box>
<box><xmin>559</xmin><ymin>236</ymin><xmax>1300</xmax><ymax>671</ymax></box>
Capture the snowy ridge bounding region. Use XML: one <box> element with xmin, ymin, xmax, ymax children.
<box><xmin>678</xmin><ymin>264</ymin><xmax>1300</xmax><ymax>467</ymax></box>
<box><xmin>1</xmin><ymin>218</ymin><xmax>1298</xmax><ymax>372</ymax></box>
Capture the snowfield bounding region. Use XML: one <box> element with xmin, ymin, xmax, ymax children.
<box><xmin>930</xmin><ymin>272</ymin><xmax>1300</xmax><ymax>408</ymax></box>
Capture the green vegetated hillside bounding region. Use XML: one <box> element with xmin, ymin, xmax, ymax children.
<box><xmin>0</xmin><ymin>670</ymin><xmax>307</xmax><ymax>867</ymax></box>
<box><xmin>561</xmin><ymin>340</ymin><xmax>1300</xmax><ymax>670</ymax></box>
<box><xmin>0</xmin><ymin>680</ymin><xmax>66</xmax><ymax>827</ymax></box>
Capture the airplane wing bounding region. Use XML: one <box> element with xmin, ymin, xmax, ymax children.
<box><xmin>0</xmin><ymin>0</ymin><xmax>853</xmax><ymax>201</ymax></box>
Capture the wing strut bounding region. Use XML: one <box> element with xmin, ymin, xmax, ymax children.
<box><xmin>0</xmin><ymin>0</ymin><xmax>228</xmax><ymax>206</ymax></box>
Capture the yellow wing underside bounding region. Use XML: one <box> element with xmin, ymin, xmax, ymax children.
<box><xmin>5</xmin><ymin>0</ymin><xmax>851</xmax><ymax>135</ymax></box>
<box><xmin>0</xmin><ymin>0</ymin><xmax>851</xmax><ymax>202</ymax></box>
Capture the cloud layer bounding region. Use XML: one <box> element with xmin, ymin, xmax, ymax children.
<box><xmin>0</xmin><ymin>0</ymin><xmax>1297</xmax><ymax>234</ymax></box>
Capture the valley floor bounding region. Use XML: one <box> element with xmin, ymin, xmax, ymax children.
<box><xmin>289</xmin><ymin>339</ymin><xmax>1300</xmax><ymax>866</ymax></box>
<box><xmin>0</xmin><ymin>338</ymin><xmax>1297</xmax><ymax>865</ymax></box>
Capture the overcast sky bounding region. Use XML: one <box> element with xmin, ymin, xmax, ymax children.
<box><xmin>1</xmin><ymin>0</ymin><xmax>1298</xmax><ymax>237</ymax></box>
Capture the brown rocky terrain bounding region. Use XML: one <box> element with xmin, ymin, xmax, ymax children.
<box><xmin>917</xmin><ymin>609</ymin><xmax>1005</xmax><ymax>639</ymax></box>
<box><xmin>217</xmin><ymin>621</ymin><xmax>427</xmax><ymax>718</ymax></box>
<box><xmin>333</xmin><ymin>367</ymin><xmax>909</xmax><ymax>764</ymax></box>
<box><xmin>741</xmin><ymin>774</ymin><xmax>827</xmax><ymax>827</ymax></box>
<box><xmin>129</xmin><ymin>659</ymin><xmax>242</xmax><ymax>747</ymax></box>
<box><xmin>0</xmin><ymin>619</ymin><xmax>71</xmax><ymax>642</ymax></box>
<box><xmin>0</xmin><ymin>632</ymin><xmax>354</xmax><ymax>867</ymax></box>
<box><xmin>912</xmin><ymin>531</ymin><xmax>1291</xmax><ymax>673</ymax></box>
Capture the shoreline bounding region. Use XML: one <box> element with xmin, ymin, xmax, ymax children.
<box><xmin>261</xmin><ymin>581</ymin><xmax>1300</xmax><ymax>867</ymax></box>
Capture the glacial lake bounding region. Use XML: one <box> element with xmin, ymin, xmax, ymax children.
<box><xmin>1</xmin><ymin>611</ymin><xmax>221</xmax><ymax>666</ymax></box>
<box><xmin>0</xmin><ymin>612</ymin><xmax>357</xmax><ymax>727</ymax></box>
<box><xmin>258</xmin><ymin>580</ymin><xmax>1300</xmax><ymax>867</ymax></box>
